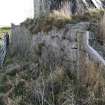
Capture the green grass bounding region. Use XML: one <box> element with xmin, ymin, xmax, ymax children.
<box><xmin>0</xmin><ymin>26</ymin><xmax>11</xmax><ymax>39</ymax></box>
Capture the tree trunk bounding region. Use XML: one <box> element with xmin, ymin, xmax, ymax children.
<box><xmin>34</xmin><ymin>0</ymin><xmax>103</xmax><ymax>19</ymax></box>
<box><xmin>34</xmin><ymin>0</ymin><xmax>74</xmax><ymax>18</ymax></box>
<box><xmin>34</xmin><ymin>0</ymin><xmax>50</xmax><ymax>19</ymax></box>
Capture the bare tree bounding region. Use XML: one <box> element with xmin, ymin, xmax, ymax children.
<box><xmin>34</xmin><ymin>0</ymin><xmax>78</xmax><ymax>19</ymax></box>
<box><xmin>34</xmin><ymin>0</ymin><xmax>103</xmax><ymax>19</ymax></box>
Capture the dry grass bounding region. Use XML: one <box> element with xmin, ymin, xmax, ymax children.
<box><xmin>2</xmin><ymin>54</ymin><xmax>105</xmax><ymax>105</ymax></box>
<box><xmin>85</xmin><ymin>62</ymin><xmax>105</xmax><ymax>93</ymax></box>
<box><xmin>21</xmin><ymin>9</ymin><xmax>104</xmax><ymax>35</ymax></box>
<box><xmin>33</xmin><ymin>11</ymin><xmax>71</xmax><ymax>33</ymax></box>
<box><xmin>2</xmin><ymin>8</ymin><xmax>105</xmax><ymax>105</ymax></box>
<box><xmin>79</xmin><ymin>50</ymin><xmax>105</xmax><ymax>99</ymax></box>
<box><xmin>72</xmin><ymin>9</ymin><xmax>104</xmax><ymax>23</ymax></box>
<box><xmin>21</xmin><ymin>10</ymin><xmax>72</xmax><ymax>34</ymax></box>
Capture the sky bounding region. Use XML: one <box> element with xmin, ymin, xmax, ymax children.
<box><xmin>0</xmin><ymin>0</ymin><xmax>34</xmax><ymax>27</ymax></box>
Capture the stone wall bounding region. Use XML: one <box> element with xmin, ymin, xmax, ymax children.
<box><xmin>11</xmin><ymin>24</ymin><xmax>32</xmax><ymax>57</ymax></box>
<box><xmin>11</xmin><ymin>22</ymin><xmax>105</xmax><ymax>72</ymax></box>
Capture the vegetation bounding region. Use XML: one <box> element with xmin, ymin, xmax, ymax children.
<box><xmin>21</xmin><ymin>11</ymin><xmax>71</xmax><ymax>34</ymax></box>
<box><xmin>0</xmin><ymin>26</ymin><xmax>11</xmax><ymax>38</ymax></box>
<box><xmin>21</xmin><ymin>9</ymin><xmax>104</xmax><ymax>34</ymax></box>
<box><xmin>0</xmin><ymin>0</ymin><xmax>105</xmax><ymax>105</ymax></box>
<box><xmin>0</xmin><ymin>52</ymin><xmax>105</xmax><ymax>105</ymax></box>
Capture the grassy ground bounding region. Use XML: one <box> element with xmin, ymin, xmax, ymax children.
<box><xmin>0</xmin><ymin>27</ymin><xmax>11</xmax><ymax>39</ymax></box>
<box><xmin>0</xmin><ymin>27</ymin><xmax>11</xmax><ymax>47</ymax></box>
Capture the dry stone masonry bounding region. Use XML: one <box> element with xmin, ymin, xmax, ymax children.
<box><xmin>11</xmin><ymin>22</ymin><xmax>105</xmax><ymax>79</ymax></box>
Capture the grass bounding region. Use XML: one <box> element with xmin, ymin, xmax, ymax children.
<box><xmin>0</xmin><ymin>26</ymin><xmax>11</xmax><ymax>47</ymax></box>
<box><xmin>21</xmin><ymin>9</ymin><xmax>104</xmax><ymax>35</ymax></box>
<box><xmin>0</xmin><ymin>8</ymin><xmax>105</xmax><ymax>105</ymax></box>
<box><xmin>0</xmin><ymin>26</ymin><xmax>11</xmax><ymax>39</ymax></box>
<box><xmin>21</xmin><ymin>10</ymin><xmax>72</xmax><ymax>34</ymax></box>
<box><xmin>72</xmin><ymin>9</ymin><xmax>104</xmax><ymax>23</ymax></box>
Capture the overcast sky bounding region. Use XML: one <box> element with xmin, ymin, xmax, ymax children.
<box><xmin>0</xmin><ymin>0</ymin><xmax>34</xmax><ymax>27</ymax></box>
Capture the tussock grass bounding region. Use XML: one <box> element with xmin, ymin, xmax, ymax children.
<box><xmin>21</xmin><ymin>9</ymin><xmax>104</xmax><ymax>35</ymax></box>
<box><xmin>21</xmin><ymin>10</ymin><xmax>72</xmax><ymax>34</ymax></box>
<box><xmin>72</xmin><ymin>9</ymin><xmax>104</xmax><ymax>23</ymax></box>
